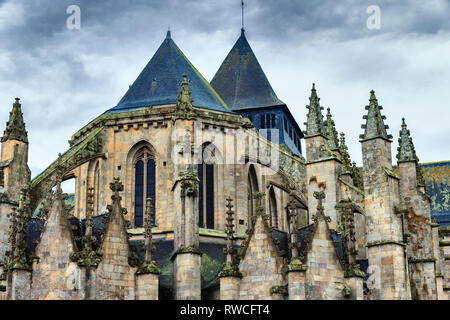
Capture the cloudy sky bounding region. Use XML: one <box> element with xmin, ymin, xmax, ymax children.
<box><xmin>1</xmin><ymin>0</ymin><xmax>449</xmax><ymax>180</ymax></box>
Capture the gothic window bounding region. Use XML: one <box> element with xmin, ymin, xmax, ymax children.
<box><xmin>93</xmin><ymin>161</ymin><xmax>100</xmax><ymax>215</ymax></box>
<box><xmin>260</xmin><ymin>115</ymin><xmax>265</xmax><ymax>129</ymax></box>
<box><xmin>247</xmin><ymin>164</ymin><xmax>258</xmax><ymax>228</ymax></box>
<box><xmin>284</xmin><ymin>118</ymin><xmax>288</xmax><ymax>132</ymax></box>
<box><xmin>271</xmin><ymin>114</ymin><xmax>276</xmax><ymax>128</ymax></box>
<box><xmin>198</xmin><ymin>143</ymin><xmax>215</xmax><ymax>229</ymax></box>
<box><xmin>134</xmin><ymin>148</ymin><xmax>156</xmax><ymax>227</ymax></box>
<box><xmin>269</xmin><ymin>187</ymin><xmax>278</xmax><ymax>229</ymax></box>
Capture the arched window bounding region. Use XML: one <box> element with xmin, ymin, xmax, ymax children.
<box><xmin>134</xmin><ymin>147</ymin><xmax>156</xmax><ymax>227</ymax></box>
<box><xmin>247</xmin><ymin>164</ymin><xmax>258</xmax><ymax>227</ymax></box>
<box><xmin>269</xmin><ymin>187</ymin><xmax>278</xmax><ymax>229</ymax></box>
<box><xmin>93</xmin><ymin>161</ymin><xmax>100</xmax><ymax>215</ymax></box>
<box><xmin>198</xmin><ymin>144</ymin><xmax>215</xmax><ymax>229</ymax></box>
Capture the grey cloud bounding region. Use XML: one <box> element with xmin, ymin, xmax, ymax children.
<box><xmin>0</xmin><ymin>0</ymin><xmax>449</xmax><ymax>178</ymax></box>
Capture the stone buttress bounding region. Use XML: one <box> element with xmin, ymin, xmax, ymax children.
<box><xmin>235</xmin><ymin>192</ymin><xmax>286</xmax><ymax>300</ymax></box>
<box><xmin>93</xmin><ymin>178</ymin><xmax>137</xmax><ymax>300</ymax></box>
<box><xmin>30</xmin><ymin>173</ymin><xmax>84</xmax><ymax>300</ymax></box>
<box><xmin>304</xmin><ymin>85</ymin><xmax>342</xmax><ymax>230</ymax></box>
<box><xmin>396</xmin><ymin>118</ymin><xmax>441</xmax><ymax>299</ymax></box>
<box><xmin>360</xmin><ymin>91</ymin><xmax>409</xmax><ymax>300</ymax></box>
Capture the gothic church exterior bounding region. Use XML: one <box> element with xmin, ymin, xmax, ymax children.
<box><xmin>0</xmin><ymin>29</ymin><xmax>449</xmax><ymax>300</ymax></box>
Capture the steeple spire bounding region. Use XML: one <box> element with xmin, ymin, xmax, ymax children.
<box><xmin>324</xmin><ymin>107</ymin><xmax>339</xmax><ymax>150</ymax></box>
<box><xmin>396</xmin><ymin>118</ymin><xmax>425</xmax><ymax>187</ymax></box>
<box><xmin>396</xmin><ymin>118</ymin><xmax>418</xmax><ymax>163</ymax></box>
<box><xmin>304</xmin><ymin>83</ymin><xmax>325</xmax><ymax>137</ymax></box>
<box><xmin>1</xmin><ymin>98</ymin><xmax>28</xmax><ymax>143</ymax></box>
<box><xmin>339</xmin><ymin>132</ymin><xmax>352</xmax><ymax>173</ymax></box>
<box><xmin>359</xmin><ymin>90</ymin><xmax>392</xmax><ymax>142</ymax></box>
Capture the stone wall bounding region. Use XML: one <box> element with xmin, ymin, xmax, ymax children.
<box><xmin>304</xmin><ymin>220</ymin><xmax>346</xmax><ymax>300</ymax></box>
<box><xmin>238</xmin><ymin>216</ymin><xmax>284</xmax><ymax>300</ymax></box>
<box><xmin>30</xmin><ymin>189</ymin><xmax>83</xmax><ymax>300</ymax></box>
<box><xmin>0</xmin><ymin>203</ymin><xmax>14</xmax><ymax>265</ymax></box>
<box><xmin>306</xmin><ymin>159</ymin><xmax>341</xmax><ymax>230</ymax></box>
<box><xmin>366</xmin><ymin>243</ymin><xmax>409</xmax><ymax>299</ymax></box>
<box><xmin>30</xmin><ymin>206</ymin><xmax>81</xmax><ymax>300</ymax></box>
<box><xmin>94</xmin><ymin>211</ymin><xmax>136</xmax><ymax>300</ymax></box>
<box><xmin>135</xmin><ymin>273</ymin><xmax>158</xmax><ymax>300</ymax></box>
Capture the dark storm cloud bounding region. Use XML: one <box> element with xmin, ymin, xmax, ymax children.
<box><xmin>0</xmin><ymin>0</ymin><xmax>449</xmax><ymax>179</ymax></box>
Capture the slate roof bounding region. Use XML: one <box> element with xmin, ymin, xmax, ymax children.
<box><xmin>355</xmin><ymin>160</ymin><xmax>450</xmax><ymax>226</ymax></box>
<box><xmin>26</xmin><ymin>214</ymin><xmax>109</xmax><ymax>259</ymax></box>
<box><xmin>105</xmin><ymin>31</ymin><xmax>230</xmax><ymax>114</ymax></box>
<box><xmin>130</xmin><ymin>240</ymin><xmax>230</xmax><ymax>290</ymax></box>
<box><xmin>210</xmin><ymin>30</ymin><xmax>285</xmax><ymax>111</ymax></box>
<box><xmin>421</xmin><ymin>161</ymin><xmax>450</xmax><ymax>226</ymax></box>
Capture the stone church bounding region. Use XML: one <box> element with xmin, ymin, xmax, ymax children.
<box><xmin>0</xmin><ymin>28</ymin><xmax>449</xmax><ymax>300</ymax></box>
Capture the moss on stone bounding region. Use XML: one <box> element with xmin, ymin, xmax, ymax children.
<box><xmin>137</xmin><ymin>261</ymin><xmax>161</xmax><ymax>275</ymax></box>
<box><xmin>218</xmin><ymin>262</ymin><xmax>242</xmax><ymax>278</ymax></box>
<box><xmin>170</xmin><ymin>246</ymin><xmax>203</xmax><ymax>261</ymax></box>
<box><xmin>287</xmin><ymin>258</ymin><xmax>307</xmax><ymax>272</ymax></box>
<box><xmin>269</xmin><ymin>285</ymin><xmax>287</xmax><ymax>295</ymax></box>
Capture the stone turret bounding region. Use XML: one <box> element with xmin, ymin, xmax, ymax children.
<box><xmin>0</xmin><ymin>98</ymin><xmax>31</xmax><ymax>269</ymax></box>
<box><xmin>396</xmin><ymin>118</ymin><xmax>439</xmax><ymax>300</ymax></box>
<box><xmin>360</xmin><ymin>91</ymin><xmax>409</xmax><ymax>300</ymax></box>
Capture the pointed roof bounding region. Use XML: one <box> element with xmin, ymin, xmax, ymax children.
<box><xmin>324</xmin><ymin>107</ymin><xmax>339</xmax><ymax>150</ymax></box>
<box><xmin>105</xmin><ymin>31</ymin><xmax>229</xmax><ymax>114</ymax></box>
<box><xmin>210</xmin><ymin>30</ymin><xmax>284</xmax><ymax>110</ymax></box>
<box><xmin>2</xmin><ymin>98</ymin><xmax>28</xmax><ymax>143</ymax></box>
<box><xmin>304</xmin><ymin>83</ymin><xmax>325</xmax><ymax>137</ymax></box>
<box><xmin>359</xmin><ymin>90</ymin><xmax>393</xmax><ymax>142</ymax></box>
<box><xmin>396</xmin><ymin>118</ymin><xmax>419</xmax><ymax>163</ymax></box>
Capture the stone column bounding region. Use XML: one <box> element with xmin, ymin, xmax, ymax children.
<box><xmin>287</xmin><ymin>270</ymin><xmax>307</xmax><ymax>300</ymax></box>
<box><xmin>7</xmin><ymin>269</ymin><xmax>31</xmax><ymax>300</ymax></box>
<box><xmin>172</xmin><ymin>169</ymin><xmax>202</xmax><ymax>300</ymax></box>
<box><xmin>136</xmin><ymin>273</ymin><xmax>159</xmax><ymax>300</ymax></box>
<box><xmin>344</xmin><ymin>276</ymin><xmax>364</xmax><ymax>300</ymax></box>
<box><xmin>220</xmin><ymin>276</ymin><xmax>240</xmax><ymax>300</ymax></box>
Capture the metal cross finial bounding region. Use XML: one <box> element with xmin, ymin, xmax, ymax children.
<box><xmin>241</xmin><ymin>0</ymin><xmax>245</xmax><ymax>33</ymax></box>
